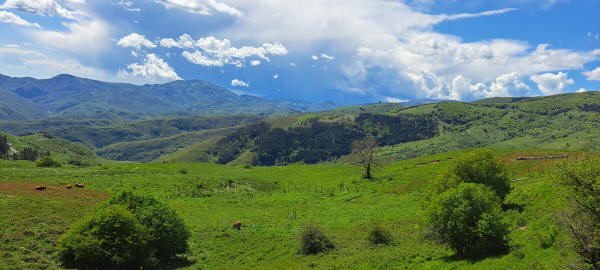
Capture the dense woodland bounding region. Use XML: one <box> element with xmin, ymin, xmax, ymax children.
<box><xmin>211</xmin><ymin>113</ymin><xmax>438</xmax><ymax>165</ymax></box>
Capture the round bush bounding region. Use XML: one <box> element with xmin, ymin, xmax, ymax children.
<box><xmin>428</xmin><ymin>149</ymin><xmax>511</xmax><ymax>200</ymax></box>
<box><xmin>36</xmin><ymin>156</ymin><xmax>61</xmax><ymax>167</ymax></box>
<box><xmin>299</xmin><ymin>223</ymin><xmax>335</xmax><ymax>255</ymax></box>
<box><xmin>368</xmin><ymin>226</ymin><xmax>393</xmax><ymax>245</ymax></box>
<box><xmin>425</xmin><ymin>183</ymin><xmax>508</xmax><ymax>258</ymax></box>
<box><xmin>108</xmin><ymin>191</ymin><xmax>190</xmax><ymax>261</ymax></box>
<box><xmin>57</xmin><ymin>205</ymin><xmax>151</xmax><ymax>269</ymax></box>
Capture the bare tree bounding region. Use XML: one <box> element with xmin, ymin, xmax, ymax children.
<box><xmin>352</xmin><ymin>138</ymin><xmax>378</xmax><ymax>179</ymax></box>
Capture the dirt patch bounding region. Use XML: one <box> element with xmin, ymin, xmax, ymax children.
<box><xmin>0</xmin><ymin>182</ymin><xmax>110</xmax><ymax>206</ymax></box>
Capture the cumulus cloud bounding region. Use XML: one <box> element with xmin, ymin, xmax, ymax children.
<box><xmin>0</xmin><ymin>0</ymin><xmax>81</xmax><ymax>19</ymax></box>
<box><xmin>118</xmin><ymin>53</ymin><xmax>181</xmax><ymax>83</ymax></box>
<box><xmin>311</xmin><ymin>55</ymin><xmax>319</xmax><ymax>60</ymax></box>
<box><xmin>250</xmin><ymin>60</ymin><xmax>261</xmax><ymax>66</ymax></box>
<box><xmin>231</xmin><ymin>78</ymin><xmax>249</xmax><ymax>87</ymax></box>
<box><xmin>154</xmin><ymin>0</ymin><xmax>242</xmax><ymax>17</ymax></box>
<box><xmin>320</xmin><ymin>53</ymin><xmax>334</xmax><ymax>60</ymax></box>
<box><xmin>0</xmin><ymin>11</ymin><xmax>41</xmax><ymax>28</ymax></box>
<box><xmin>576</xmin><ymin>88</ymin><xmax>587</xmax><ymax>93</ymax></box>
<box><xmin>161</xmin><ymin>34</ymin><xmax>288</xmax><ymax>67</ymax></box>
<box><xmin>582</xmin><ymin>67</ymin><xmax>600</xmax><ymax>81</ymax></box>
<box><xmin>113</xmin><ymin>0</ymin><xmax>141</xmax><ymax>12</ymax></box>
<box><xmin>273</xmin><ymin>74</ymin><xmax>279</xmax><ymax>79</ymax></box>
<box><xmin>530</xmin><ymin>72</ymin><xmax>574</xmax><ymax>95</ymax></box>
<box><xmin>218</xmin><ymin>0</ymin><xmax>598</xmax><ymax>100</ymax></box>
<box><xmin>117</xmin><ymin>33</ymin><xmax>156</xmax><ymax>50</ymax></box>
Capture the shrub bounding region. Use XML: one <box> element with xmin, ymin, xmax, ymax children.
<box><xmin>299</xmin><ymin>223</ymin><xmax>335</xmax><ymax>255</ymax></box>
<box><xmin>107</xmin><ymin>191</ymin><xmax>190</xmax><ymax>262</ymax></box>
<box><xmin>36</xmin><ymin>156</ymin><xmax>61</xmax><ymax>167</ymax></box>
<box><xmin>368</xmin><ymin>226</ymin><xmax>393</xmax><ymax>245</ymax></box>
<box><xmin>426</xmin><ymin>183</ymin><xmax>508</xmax><ymax>258</ymax></box>
<box><xmin>556</xmin><ymin>158</ymin><xmax>600</xmax><ymax>268</ymax></box>
<box><xmin>57</xmin><ymin>205</ymin><xmax>151</xmax><ymax>269</ymax></box>
<box><xmin>428</xmin><ymin>149</ymin><xmax>511</xmax><ymax>200</ymax></box>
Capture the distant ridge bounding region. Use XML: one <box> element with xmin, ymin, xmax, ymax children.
<box><xmin>0</xmin><ymin>74</ymin><xmax>340</xmax><ymax>121</ymax></box>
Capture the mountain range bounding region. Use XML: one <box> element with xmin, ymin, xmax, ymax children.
<box><xmin>0</xmin><ymin>74</ymin><xmax>339</xmax><ymax>121</ymax></box>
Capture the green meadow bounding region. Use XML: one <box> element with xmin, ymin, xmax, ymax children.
<box><xmin>0</xmin><ymin>148</ymin><xmax>585</xmax><ymax>269</ymax></box>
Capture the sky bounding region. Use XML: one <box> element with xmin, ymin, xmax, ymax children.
<box><xmin>0</xmin><ymin>0</ymin><xmax>599</xmax><ymax>104</ymax></box>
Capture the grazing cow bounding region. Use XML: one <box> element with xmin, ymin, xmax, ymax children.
<box><xmin>233</xmin><ymin>221</ymin><xmax>242</xmax><ymax>230</ymax></box>
<box><xmin>35</xmin><ymin>186</ymin><xmax>47</xmax><ymax>191</ymax></box>
<box><xmin>66</xmin><ymin>184</ymin><xmax>73</xmax><ymax>189</ymax></box>
<box><xmin>74</xmin><ymin>183</ymin><xmax>85</xmax><ymax>188</ymax></box>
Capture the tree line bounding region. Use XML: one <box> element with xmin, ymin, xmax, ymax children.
<box><xmin>0</xmin><ymin>135</ymin><xmax>49</xmax><ymax>161</ymax></box>
<box><xmin>210</xmin><ymin>113</ymin><xmax>437</xmax><ymax>166</ymax></box>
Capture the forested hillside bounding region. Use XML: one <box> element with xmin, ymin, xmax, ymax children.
<box><xmin>167</xmin><ymin>91</ymin><xmax>600</xmax><ymax>165</ymax></box>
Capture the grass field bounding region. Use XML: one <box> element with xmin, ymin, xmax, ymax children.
<box><xmin>0</xmin><ymin>148</ymin><xmax>589</xmax><ymax>269</ymax></box>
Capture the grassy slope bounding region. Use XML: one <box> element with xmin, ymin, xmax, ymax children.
<box><xmin>1</xmin><ymin>132</ymin><xmax>107</xmax><ymax>165</ymax></box>
<box><xmin>0</xmin><ymin>148</ymin><xmax>587</xmax><ymax>269</ymax></box>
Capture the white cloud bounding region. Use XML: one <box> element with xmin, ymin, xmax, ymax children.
<box><xmin>576</xmin><ymin>88</ymin><xmax>587</xmax><ymax>93</ymax></box>
<box><xmin>33</xmin><ymin>19</ymin><xmax>111</xmax><ymax>56</ymax></box>
<box><xmin>273</xmin><ymin>74</ymin><xmax>279</xmax><ymax>79</ymax></box>
<box><xmin>154</xmin><ymin>0</ymin><xmax>242</xmax><ymax>17</ymax></box>
<box><xmin>161</xmin><ymin>34</ymin><xmax>288</xmax><ymax>67</ymax></box>
<box><xmin>117</xmin><ymin>33</ymin><xmax>156</xmax><ymax>50</ymax></box>
<box><xmin>113</xmin><ymin>0</ymin><xmax>141</xmax><ymax>12</ymax></box>
<box><xmin>530</xmin><ymin>72</ymin><xmax>574</xmax><ymax>95</ymax></box>
<box><xmin>250</xmin><ymin>60</ymin><xmax>261</xmax><ymax>66</ymax></box>
<box><xmin>182</xmin><ymin>50</ymin><xmax>224</xmax><ymax>67</ymax></box>
<box><xmin>582</xmin><ymin>67</ymin><xmax>600</xmax><ymax>81</ymax></box>
<box><xmin>0</xmin><ymin>11</ymin><xmax>41</xmax><ymax>28</ymax></box>
<box><xmin>218</xmin><ymin>0</ymin><xmax>598</xmax><ymax>100</ymax></box>
<box><xmin>0</xmin><ymin>46</ymin><xmax>114</xmax><ymax>81</ymax></box>
<box><xmin>231</xmin><ymin>78</ymin><xmax>249</xmax><ymax>87</ymax></box>
<box><xmin>320</xmin><ymin>53</ymin><xmax>334</xmax><ymax>60</ymax></box>
<box><xmin>384</xmin><ymin>96</ymin><xmax>406</xmax><ymax>103</ymax></box>
<box><xmin>118</xmin><ymin>53</ymin><xmax>181</xmax><ymax>84</ymax></box>
<box><xmin>311</xmin><ymin>55</ymin><xmax>319</xmax><ymax>60</ymax></box>
<box><xmin>0</xmin><ymin>0</ymin><xmax>81</xmax><ymax>19</ymax></box>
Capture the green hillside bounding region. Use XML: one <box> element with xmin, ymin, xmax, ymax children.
<box><xmin>0</xmin><ymin>132</ymin><xmax>106</xmax><ymax>165</ymax></box>
<box><xmin>168</xmin><ymin>92</ymin><xmax>600</xmax><ymax>165</ymax></box>
<box><xmin>0</xmin><ymin>148</ymin><xmax>589</xmax><ymax>269</ymax></box>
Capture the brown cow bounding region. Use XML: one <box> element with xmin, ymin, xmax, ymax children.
<box><xmin>233</xmin><ymin>221</ymin><xmax>242</xmax><ymax>230</ymax></box>
<box><xmin>66</xmin><ymin>184</ymin><xmax>73</xmax><ymax>189</ymax></box>
<box><xmin>74</xmin><ymin>183</ymin><xmax>85</xmax><ymax>188</ymax></box>
<box><xmin>35</xmin><ymin>186</ymin><xmax>47</xmax><ymax>191</ymax></box>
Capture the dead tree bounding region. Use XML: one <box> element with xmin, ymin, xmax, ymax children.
<box><xmin>352</xmin><ymin>138</ymin><xmax>378</xmax><ymax>179</ymax></box>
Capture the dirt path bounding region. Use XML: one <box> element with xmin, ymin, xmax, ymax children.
<box><xmin>0</xmin><ymin>182</ymin><xmax>110</xmax><ymax>206</ymax></box>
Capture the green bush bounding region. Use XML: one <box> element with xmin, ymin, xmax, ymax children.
<box><xmin>425</xmin><ymin>183</ymin><xmax>508</xmax><ymax>258</ymax></box>
<box><xmin>428</xmin><ymin>149</ymin><xmax>511</xmax><ymax>200</ymax></box>
<box><xmin>368</xmin><ymin>226</ymin><xmax>393</xmax><ymax>245</ymax></box>
<box><xmin>299</xmin><ymin>223</ymin><xmax>335</xmax><ymax>255</ymax></box>
<box><xmin>57</xmin><ymin>205</ymin><xmax>151</xmax><ymax>269</ymax></box>
<box><xmin>36</xmin><ymin>156</ymin><xmax>61</xmax><ymax>167</ymax></box>
<box><xmin>108</xmin><ymin>191</ymin><xmax>190</xmax><ymax>262</ymax></box>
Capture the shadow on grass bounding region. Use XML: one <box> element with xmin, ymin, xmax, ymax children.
<box><xmin>502</xmin><ymin>202</ymin><xmax>525</xmax><ymax>212</ymax></box>
<box><xmin>159</xmin><ymin>255</ymin><xmax>196</xmax><ymax>270</ymax></box>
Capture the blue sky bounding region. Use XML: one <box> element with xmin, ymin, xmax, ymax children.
<box><xmin>0</xmin><ymin>0</ymin><xmax>598</xmax><ymax>104</ymax></box>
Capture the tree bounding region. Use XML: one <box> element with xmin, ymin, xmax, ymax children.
<box><xmin>0</xmin><ymin>135</ymin><xmax>9</xmax><ymax>158</ymax></box>
<box><xmin>57</xmin><ymin>205</ymin><xmax>151</xmax><ymax>269</ymax></box>
<box><xmin>428</xmin><ymin>149</ymin><xmax>511</xmax><ymax>200</ymax></box>
<box><xmin>425</xmin><ymin>183</ymin><xmax>508</xmax><ymax>258</ymax></box>
<box><xmin>36</xmin><ymin>156</ymin><xmax>61</xmax><ymax>167</ymax></box>
<box><xmin>107</xmin><ymin>191</ymin><xmax>190</xmax><ymax>262</ymax></box>
<box><xmin>557</xmin><ymin>158</ymin><xmax>600</xmax><ymax>269</ymax></box>
<box><xmin>352</xmin><ymin>138</ymin><xmax>378</xmax><ymax>179</ymax></box>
